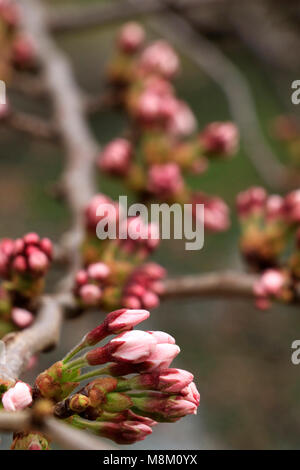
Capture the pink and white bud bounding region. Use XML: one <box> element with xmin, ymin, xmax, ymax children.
<box><xmin>117</xmin><ymin>22</ymin><xmax>145</xmax><ymax>53</ymax></box>
<box><xmin>200</xmin><ymin>121</ymin><xmax>239</xmax><ymax>156</ymax></box>
<box><xmin>256</xmin><ymin>269</ymin><xmax>284</xmax><ymax>297</ymax></box>
<box><xmin>139</xmin><ymin>40</ymin><xmax>179</xmax><ymax>79</ymax></box>
<box><xmin>79</xmin><ymin>284</ymin><xmax>102</xmax><ymax>306</ymax></box>
<box><xmin>28</xmin><ymin>250</ymin><xmax>49</xmax><ymax>273</ymax></box>
<box><xmin>2</xmin><ymin>381</ymin><xmax>32</xmax><ymax>411</ymax></box>
<box><xmin>147</xmin><ymin>330</ymin><xmax>176</xmax><ymax>344</ymax></box>
<box><xmin>158</xmin><ymin>368</ymin><xmax>194</xmax><ymax>393</ymax></box>
<box><xmin>107</xmin><ymin>308</ymin><xmax>150</xmax><ymax>334</ymax></box>
<box><xmin>236</xmin><ymin>186</ymin><xmax>267</xmax><ymax>218</ymax></box>
<box><xmin>284</xmin><ymin>190</ymin><xmax>300</xmax><ymax>223</ymax></box>
<box><xmin>98</xmin><ymin>138</ymin><xmax>132</xmax><ymax>176</ymax></box>
<box><xmin>143</xmin><ymin>343</ymin><xmax>180</xmax><ymax>371</ymax></box>
<box><xmin>12</xmin><ymin>255</ymin><xmax>27</xmax><ymax>272</ymax></box>
<box><xmin>192</xmin><ymin>192</ymin><xmax>230</xmax><ymax>232</ymax></box>
<box><xmin>147</xmin><ymin>163</ymin><xmax>184</xmax><ymax>198</ymax></box>
<box><xmin>110</xmin><ymin>330</ymin><xmax>157</xmax><ymax>363</ymax></box>
<box><xmin>142</xmin><ymin>291</ymin><xmax>160</xmax><ymax>309</ymax></box>
<box><xmin>85</xmin><ymin>194</ymin><xmax>121</xmax><ymax>232</ymax></box>
<box><xmin>123</xmin><ymin>296</ymin><xmax>142</xmax><ymax>309</ymax></box>
<box><xmin>167</xmin><ymin>101</ymin><xmax>197</xmax><ymax>138</ymax></box>
<box><xmin>180</xmin><ymin>381</ymin><xmax>200</xmax><ymax>406</ymax></box>
<box><xmin>11</xmin><ymin>308</ymin><xmax>34</xmax><ymax>329</ymax></box>
<box><xmin>265</xmin><ymin>195</ymin><xmax>285</xmax><ymax>221</ymax></box>
<box><xmin>75</xmin><ymin>269</ymin><xmax>89</xmax><ymax>286</ymax></box>
<box><xmin>87</xmin><ymin>262</ymin><xmax>110</xmax><ymax>281</ymax></box>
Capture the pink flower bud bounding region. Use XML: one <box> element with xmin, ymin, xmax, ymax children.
<box><xmin>142</xmin><ymin>262</ymin><xmax>167</xmax><ymax>280</ymax></box>
<box><xmin>99</xmin><ymin>420</ymin><xmax>153</xmax><ymax>444</ymax></box>
<box><xmin>85</xmin><ymin>194</ymin><xmax>121</xmax><ymax>232</ymax></box>
<box><xmin>98</xmin><ymin>138</ymin><xmax>132</xmax><ymax>176</ymax></box>
<box><xmin>87</xmin><ymin>262</ymin><xmax>110</xmax><ymax>281</ymax></box>
<box><xmin>147</xmin><ymin>330</ymin><xmax>176</xmax><ymax>344</ymax></box>
<box><xmin>142</xmin><ymin>291</ymin><xmax>159</xmax><ymax>309</ymax></box>
<box><xmin>13</xmin><ymin>255</ymin><xmax>27</xmax><ymax>272</ymax></box>
<box><xmin>0</xmin><ymin>0</ymin><xmax>20</xmax><ymax>26</ymax></box>
<box><xmin>107</xmin><ymin>308</ymin><xmax>150</xmax><ymax>333</ymax></box>
<box><xmin>265</xmin><ymin>195</ymin><xmax>285</xmax><ymax>221</ymax></box>
<box><xmin>79</xmin><ymin>284</ymin><xmax>102</xmax><ymax>306</ymax></box>
<box><xmin>192</xmin><ymin>192</ymin><xmax>230</xmax><ymax>232</ymax></box>
<box><xmin>142</xmin><ymin>343</ymin><xmax>180</xmax><ymax>371</ymax></box>
<box><xmin>28</xmin><ymin>250</ymin><xmax>49</xmax><ymax>273</ymax></box>
<box><xmin>180</xmin><ymin>381</ymin><xmax>200</xmax><ymax>406</ymax></box>
<box><xmin>147</xmin><ymin>163</ymin><xmax>184</xmax><ymax>198</ymax></box>
<box><xmin>23</xmin><ymin>232</ymin><xmax>40</xmax><ymax>245</ymax></box>
<box><xmin>12</xmin><ymin>34</ymin><xmax>36</xmax><ymax>67</ymax></box>
<box><xmin>39</xmin><ymin>238</ymin><xmax>53</xmax><ymax>258</ymax></box>
<box><xmin>123</xmin><ymin>296</ymin><xmax>142</xmax><ymax>309</ymax></box>
<box><xmin>256</xmin><ymin>269</ymin><xmax>284</xmax><ymax>296</ymax></box>
<box><xmin>11</xmin><ymin>308</ymin><xmax>34</xmax><ymax>329</ymax></box>
<box><xmin>158</xmin><ymin>368</ymin><xmax>194</xmax><ymax>393</ymax></box>
<box><xmin>117</xmin><ymin>22</ymin><xmax>145</xmax><ymax>53</ymax></box>
<box><xmin>135</xmin><ymin>89</ymin><xmax>163</xmax><ymax>124</ymax></box>
<box><xmin>139</xmin><ymin>40</ymin><xmax>179</xmax><ymax>79</ymax></box>
<box><xmin>167</xmin><ymin>100</ymin><xmax>197</xmax><ymax>137</ymax></box>
<box><xmin>75</xmin><ymin>269</ymin><xmax>88</xmax><ymax>286</ymax></box>
<box><xmin>236</xmin><ymin>186</ymin><xmax>267</xmax><ymax>218</ymax></box>
<box><xmin>200</xmin><ymin>121</ymin><xmax>239</xmax><ymax>156</ymax></box>
<box><xmin>284</xmin><ymin>190</ymin><xmax>300</xmax><ymax>223</ymax></box>
<box><xmin>2</xmin><ymin>381</ymin><xmax>32</xmax><ymax>411</ymax></box>
<box><xmin>110</xmin><ymin>330</ymin><xmax>157</xmax><ymax>363</ymax></box>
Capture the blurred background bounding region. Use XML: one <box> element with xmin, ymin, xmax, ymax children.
<box><xmin>2</xmin><ymin>0</ymin><xmax>300</xmax><ymax>450</ymax></box>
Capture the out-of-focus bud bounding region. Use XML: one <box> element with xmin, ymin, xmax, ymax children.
<box><xmin>265</xmin><ymin>195</ymin><xmax>286</xmax><ymax>222</ymax></box>
<box><xmin>84</xmin><ymin>194</ymin><xmax>121</xmax><ymax>233</ymax></box>
<box><xmin>191</xmin><ymin>192</ymin><xmax>230</xmax><ymax>232</ymax></box>
<box><xmin>117</xmin><ymin>22</ymin><xmax>145</xmax><ymax>54</ymax></box>
<box><xmin>139</xmin><ymin>40</ymin><xmax>179</xmax><ymax>79</ymax></box>
<box><xmin>2</xmin><ymin>381</ymin><xmax>32</xmax><ymax>411</ymax></box>
<box><xmin>79</xmin><ymin>284</ymin><xmax>102</xmax><ymax>306</ymax></box>
<box><xmin>11</xmin><ymin>307</ymin><xmax>34</xmax><ymax>329</ymax></box>
<box><xmin>284</xmin><ymin>190</ymin><xmax>300</xmax><ymax>224</ymax></box>
<box><xmin>0</xmin><ymin>238</ymin><xmax>14</xmax><ymax>277</ymax></box>
<box><xmin>11</xmin><ymin>432</ymin><xmax>50</xmax><ymax>451</ymax></box>
<box><xmin>147</xmin><ymin>163</ymin><xmax>184</xmax><ymax>199</ymax></box>
<box><xmin>200</xmin><ymin>121</ymin><xmax>239</xmax><ymax>157</ymax></box>
<box><xmin>12</xmin><ymin>34</ymin><xmax>36</xmax><ymax>67</ymax></box>
<box><xmin>236</xmin><ymin>187</ymin><xmax>267</xmax><ymax>219</ymax></box>
<box><xmin>98</xmin><ymin>138</ymin><xmax>133</xmax><ymax>176</ymax></box>
<box><xmin>167</xmin><ymin>100</ymin><xmax>197</xmax><ymax>138</ymax></box>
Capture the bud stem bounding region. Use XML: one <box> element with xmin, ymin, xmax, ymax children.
<box><xmin>75</xmin><ymin>366</ymin><xmax>111</xmax><ymax>382</ymax></box>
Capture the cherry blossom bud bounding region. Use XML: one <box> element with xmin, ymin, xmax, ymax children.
<box><xmin>0</xmin><ymin>238</ymin><xmax>14</xmax><ymax>277</ymax></box>
<box><xmin>132</xmin><ymin>394</ymin><xmax>197</xmax><ymax>422</ymax></box>
<box><xmin>12</xmin><ymin>255</ymin><xmax>26</xmax><ymax>272</ymax></box>
<box><xmin>180</xmin><ymin>381</ymin><xmax>200</xmax><ymax>406</ymax></box>
<box><xmin>284</xmin><ymin>190</ymin><xmax>300</xmax><ymax>223</ymax></box>
<box><xmin>2</xmin><ymin>381</ymin><xmax>32</xmax><ymax>411</ymax></box>
<box><xmin>254</xmin><ymin>269</ymin><xmax>284</xmax><ymax>297</ymax></box>
<box><xmin>142</xmin><ymin>291</ymin><xmax>159</xmax><ymax>309</ymax></box>
<box><xmin>28</xmin><ymin>250</ymin><xmax>49</xmax><ymax>273</ymax></box>
<box><xmin>11</xmin><ymin>432</ymin><xmax>50</xmax><ymax>451</ymax></box>
<box><xmin>139</xmin><ymin>40</ymin><xmax>179</xmax><ymax>79</ymax></box>
<box><xmin>87</xmin><ymin>262</ymin><xmax>111</xmax><ymax>280</ymax></box>
<box><xmin>123</xmin><ymin>296</ymin><xmax>142</xmax><ymax>309</ymax></box>
<box><xmin>200</xmin><ymin>122</ymin><xmax>239</xmax><ymax>157</ymax></box>
<box><xmin>122</xmin><ymin>368</ymin><xmax>193</xmax><ymax>394</ymax></box>
<box><xmin>167</xmin><ymin>100</ymin><xmax>197</xmax><ymax>137</ymax></box>
<box><xmin>12</xmin><ymin>34</ymin><xmax>36</xmax><ymax>67</ymax></box>
<box><xmin>118</xmin><ymin>22</ymin><xmax>145</xmax><ymax>53</ymax></box>
<box><xmin>0</xmin><ymin>0</ymin><xmax>20</xmax><ymax>27</ymax></box>
<box><xmin>147</xmin><ymin>163</ymin><xmax>184</xmax><ymax>198</ymax></box>
<box><xmin>84</xmin><ymin>309</ymin><xmax>150</xmax><ymax>346</ymax></box>
<box><xmin>265</xmin><ymin>195</ymin><xmax>285</xmax><ymax>221</ymax></box>
<box><xmin>141</xmin><ymin>343</ymin><xmax>180</xmax><ymax>372</ymax></box>
<box><xmin>79</xmin><ymin>284</ymin><xmax>102</xmax><ymax>306</ymax></box>
<box><xmin>236</xmin><ymin>186</ymin><xmax>267</xmax><ymax>218</ymax></box>
<box><xmin>98</xmin><ymin>138</ymin><xmax>132</xmax><ymax>176</ymax></box>
<box><xmin>85</xmin><ymin>194</ymin><xmax>121</xmax><ymax>232</ymax></box>
<box><xmin>11</xmin><ymin>307</ymin><xmax>34</xmax><ymax>329</ymax></box>
<box><xmin>75</xmin><ymin>269</ymin><xmax>88</xmax><ymax>286</ymax></box>
<box><xmin>86</xmin><ymin>330</ymin><xmax>156</xmax><ymax>366</ymax></box>
<box><xmin>147</xmin><ymin>330</ymin><xmax>176</xmax><ymax>344</ymax></box>
<box><xmin>191</xmin><ymin>192</ymin><xmax>230</xmax><ymax>232</ymax></box>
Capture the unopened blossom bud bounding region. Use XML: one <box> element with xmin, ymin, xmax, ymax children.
<box><xmin>142</xmin><ymin>291</ymin><xmax>159</xmax><ymax>309</ymax></box>
<box><xmin>132</xmin><ymin>394</ymin><xmax>197</xmax><ymax>422</ymax></box>
<box><xmin>2</xmin><ymin>381</ymin><xmax>32</xmax><ymax>411</ymax></box>
<box><xmin>12</xmin><ymin>34</ymin><xmax>36</xmax><ymax>67</ymax></box>
<box><xmin>0</xmin><ymin>0</ymin><xmax>20</xmax><ymax>27</ymax></box>
<box><xmin>284</xmin><ymin>190</ymin><xmax>300</xmax><ymax>223</ymax></box>
<box><xmin>84</xmin><ymin>309</ymin><xmax>150</xmax><ymax>346</ymax></box>
<box><xmin>84</xmin><ymin>194</ymin><xmax>121</xmax><ymax>233</ymax></box>
<box><xmin>69</xmin><ymin>394</ymin><xmax>91</xmax><ymax>413</ymax></box>
<box><xmin>86</xmin><ymin>330</ymin><xmax>157</xmax><ymax>366</ymax></box>
<box><xmin>147</xmin><ymin>330</ymin><xmax>176</xmax><ymax>344</ymax></box>
<box><xmin>98</xmin><ymin>138</ymin><xmax>133</xmax><ymax>176</ymax></box>
<box><xmin>147</xmin><ymin>163</ymin><xmax>184</xmax><ymax>199</ymax></box>
<box><xmin>103</xmin><ymin>392</ymin><xmax>133</xmax><ymax>413</ymax></box>
<box><xmin>79</xmin><ymin>284</ymin><xmax>102</xmax><ymax>306</ymax></box>
<box><xmin>123</xmin><ymin>296</ymin><xmax>142</xmax><ymax>309</ymax></box>
<box><xmin>254</xmin><ymin>269</ymin><xmax>284</xmax><ymax>297</ymax></box>
<box><xmin>265</xmin><ymin>195</ymin><xmax>285</xmax><ymax>221</ymax></box>
<box><xmin>180</xmin><ymin>381</ymin><xmax>200</xmax><ymax>406</ymax></box>
<box><xmin>120</xmin><ymin>368</ymin><xmax>193</xmax><ymax>394</ymax></box>
<box><xmin>28</xmin><ymin>250</ymin><xmax>49</xmax><ymax>273</ymax></box>
<box><xmin>236</xmin><ymin>186</ymin><xmax>267</xmax><ymax>218</ymax></box>
<box><xmin>200</xmin><ymin>121</ymin><xmax>239</xmax><ymax>157</ymax></box>
<box><xmin>87</xmin><ymin>262</ymin><xmax>110</xmax><ymax>280</ymax></box>
<box><xmin>167</xmin><ymin>100</ymin><xmax>197</xmax><ymax>138</ymax></box>
<box><xmin>117</xmin><ymin>22</ymin><xmax>145</xmax><ymax>53</ymax></box>
<box><xmin>139</xmin><ymin>40</ymin><xmax>179</xmax><ymax>79</ymax></box>
<box><xmin>140</xmin><ymin>343</ymin><xmax>180</xmax><ymax>372</ymax></box>
<box><xmin>191</xmin><ymin>192</ymin><xmax>230</xmax><ymax>232</ymax></box>
<box><xmin>0</xmin><ymin>238</ymin><xmax>14</xmax><ymax>277</ymax></box>
<box><xmin>135</xmin><ymin>89</ymin><xmax>163</xmax><ymax>124</ymax></box>
<box><xmin>11</xmin><ymin>307</ymin><xmax>34</xmax><ymax>329</ymax></box>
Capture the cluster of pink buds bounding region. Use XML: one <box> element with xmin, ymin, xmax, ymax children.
<box><xmin>78</xmin><ymin>194</ymin><xmax>165</xmax><ymax>311</ymax></box>
<box><xmin>237</xmin><ymin>187</ymin><xmax>300</xmax><ymax>309</ymax></box>
<box><xmin>0</xmin><ymin>233</ymin><xmax>52</xmax><ymax>336</ymax></box>
<box><xmin>122</xmin><ymin>262</ymin><xmax>166</xmax><ymax>310</ymax></box>
<box><xmin>101</xmin><ymin>23</ymin><xmax>239</xmax><ymax>235</ymax></box>
<box><xmin>33</xmin><ymin>308</ymin><xmax>199</xmax><ymax>445</ymax></box>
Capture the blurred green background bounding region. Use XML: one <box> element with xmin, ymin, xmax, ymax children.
<box><xmin>1</xmin><ymin>0</ymin><xmax>300</xmax><ymax>450</ymax></box>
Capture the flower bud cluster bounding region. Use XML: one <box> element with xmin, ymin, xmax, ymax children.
<box><xmin>100</xmin><ymin>23</ymin><xmax>239</xmax><ymax>232</ymax></box>
<box><xmin>34</xmin><ymin>308</ymin><xmax>199</xmax><ymax>445</ymax></box>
